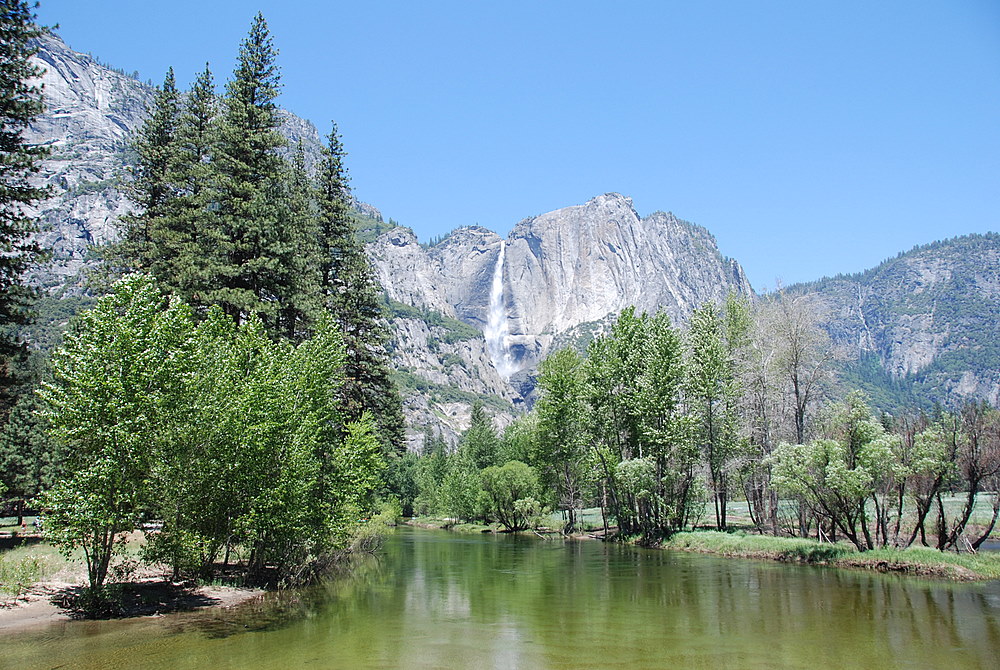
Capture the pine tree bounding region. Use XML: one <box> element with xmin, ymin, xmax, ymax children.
<box><xmin>211</xmin><ymin>12</ymin><xmax>294</xmax><ymax>329</ymax></box>
<box><xmin>117</xmin><ymin>68</ymin><xmax>180</xmax><ymax>273</ymax></box>
<box><xmin>461</xmin><ymin>401</ymin><xmax>500</xmax><ymax>470</ymax></box>
<box><xmin>155</xmin><ymin>63</ymin><xmax>221</xmax><ymax>306</ymax></box>
<box><xmin>315</xmin><ymin>123</ymin><xmax>404</xmax><ymax>451</ymax></box>
<box><xmin>0</xmin><ymin>391</ymin><xmax>64</xmax><ymax>502</ymax></box>
<box><xmin>0</xmin><ymin>1</ymin><xmax>48</xmax><ymax>419</ymax></box>
<box><xmin>277</xmin><ymin>140</ymin><xmax>320</xmax><ymax>339</ymax></box>
<box><xmin>315</xmin><ymin>123</ymin><xmax>352</xmax><ymax>298</ymax></box>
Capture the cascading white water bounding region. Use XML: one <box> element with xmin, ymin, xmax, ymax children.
<box><xmin>484</xmin><ymin>241</ymin><xmax>516</xmax><ymax>378</ymax></box>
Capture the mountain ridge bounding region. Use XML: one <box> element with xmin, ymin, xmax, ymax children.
<box><xmin>18</xmin><ymin>32</ymin><xmax>1000</xmax><ymax>446</ymax></box>
<box><xmin>786</xmin><ymin>232</ymin><xmax>1000</xmax><ymax>410</ymax></box>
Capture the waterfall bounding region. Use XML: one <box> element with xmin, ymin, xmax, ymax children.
<box><xmin>484</xmin><ymin>241</ymin><xmax>515</xmax><ymax>378</ymax></box>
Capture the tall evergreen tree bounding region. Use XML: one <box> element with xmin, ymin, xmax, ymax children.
<box><xmin>461</xmin><ymin>400</ymin><xmax>500</xmax><ymax>470</ymax></box>
<box><xmin>154</xmin><ymin>63</ymin><xmax>221</xmax><ymax>306</ymax></box>
<box><xmin>278</xmin><ymin>140</ymin><xmax>320</xmax><ymax>339</ymax></box>
<box><xmin>315</xmin><ymin>123</ymin><xmax>351</xmax><ymax>301</ymax></box>
<box><xmin>211</xmin><ymin>12</ymin><xmax>294</xmax><ymax>329</ymax></box>
<box><xmin>117</xmin><ymin>68</ymin><xmax>180</xmax><ymax>274</ymax></box>
<box><xmin>315</xmin><ymin>123</ymin><xmax>404</xmax><ymax>451</ymax></box>
<box><xmin>0</xmin><ymin>0</ymin><xmax>48</xmax><ymax>418</ymax></box>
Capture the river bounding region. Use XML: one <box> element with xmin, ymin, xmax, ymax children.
<box><xmin>6</xmin><ymin>526</ymin><xmax>1000</xmax><ymax>669</ymax></box>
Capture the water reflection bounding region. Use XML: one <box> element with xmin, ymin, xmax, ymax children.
<box><xmin>6</xmin><ymin>528</ymin><xmax>1000</xmax><ymax>670</ymax></box>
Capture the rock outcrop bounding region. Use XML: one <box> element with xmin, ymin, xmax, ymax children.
<box><xmin>500</xmin><ymin>193</ymin><xmax>752</xmax><ymax>372</ymax></box>
<box><xmin>23</xmin><ymin>32</ymin><xmax>153</xmax><ymax>291</ymax></box>
<box><xmin>372</xmin><ymin>193</ymin><xmax>752</xmax><ymax>374</ymax></box>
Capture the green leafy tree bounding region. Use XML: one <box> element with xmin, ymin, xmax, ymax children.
<box><xmin>37</xmin><ymin>272</ymin><xmax>379</xmax><ymax>588</ymax></box>
<box><xmin>586</xmin><ymin>307</ymin><xmax>647</xmax><ymax>462</ymax></box>
<box><xmin>687</xmin><ymin>300</ymin><xmax>744</xmax><ymax>531</ymax></box>
<box><xmin>384</xmin><ymin>450</ymin><xmax>420</xmax><ymax>517</ymax></box>
<box><xmin>638</xmin><ymin>311</ymin><xmax>697</xmax><ymax>532</ymax></box>
<box><xmin>614</xmin><ymin>458</ymin><xmax>660</xmax><ymax>537</ymax></box>
<box><xmin>586</xmin><ymin>308</ymin><xmax>697</xmax><ymax>537</ymax></box>
<box><xmin>535</xmin><ymin>347</ymin><xmax>588</xmax><ymax>532</ymax></box>
<box><xmin>38</xmin><ymin>274</ymin><xmax>194</xmax><ymax>590</ymax></box>
<box><xmin>0</xmin><ymin>0</ymin><xmax>48</xmax><ymax>418</ymax></box>
<box><xmin>440</xmin><ymin>451</ymin><xmax>482</xmax><ymax>522</ymax></box>
<box><xmin>770</xmin><ymin>392</ymin><xmax>901</xmax><ymax>551</ymax></box>
<box><xmin>499</xmin><ymin>412</ymin><xmax>538</xmax><ymax>465</ymax></box>
<box><xmin>930</xmin><ymin>403</ymin><xmax>1000</xmax><ymax>551</ymax></box>
<box><xmin>414</xmin><ymin>436</ymin><xmax>449</xmax><ymax>516</ymax></box>
<box><xmin>480</xmin><ymin>461</ymin><xmax>542</xmax><ymax>532</ymax></box>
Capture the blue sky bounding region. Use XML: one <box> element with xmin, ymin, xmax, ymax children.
<box><xmin>36</xmin><ymin>1</ymin><xmax>1000</xmax><ymax>291</ymax></box>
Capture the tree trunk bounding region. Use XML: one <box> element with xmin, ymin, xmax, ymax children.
<box><xmin>971</xmin><ymin>492</ymin><xmax>1000</xmax><ymax>550</ymax></box>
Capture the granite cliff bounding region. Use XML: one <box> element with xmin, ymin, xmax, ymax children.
<box><xmin>786</xmin><ymin>234</ymin><xmax>1000</xmax><ymax>410</ymax></box>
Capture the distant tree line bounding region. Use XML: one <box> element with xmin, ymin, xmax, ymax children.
<box><xmin>405</xmin><ymin>293</ymin><xmax>1000</xmax><ymax>552</ymax></box>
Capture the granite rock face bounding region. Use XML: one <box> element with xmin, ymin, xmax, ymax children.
<box><xmin>22</xmin><ymin>33</ymin><xmax>153</xmax><ymax>291</ymax></box>
<box><xmin>369</xmin><ymin>193</ymin><xmax>754</xmax><ymax>444</ymax></box>
<box><xmin>501</xmin><ymin>193</ymin><xmax>752</xmax><ymax>372</ymax></box>
<box><xmin>788</xmin><ymin>234</ymin><xmax>1000</xmax><ymax>407</ymax></box>
<box><xmin>372</xmin><ymin>193</ymin><xmax>752</xmax><ymax>371</ymax></box>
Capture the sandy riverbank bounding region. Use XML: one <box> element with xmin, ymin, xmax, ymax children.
<box><xmin>0</xmin><ymin>577</ymin><xmax>264</xmax><ymax>632</ymax></box>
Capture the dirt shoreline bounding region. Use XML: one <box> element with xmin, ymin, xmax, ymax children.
<box><xmin>0</xmin><ymin>578</ymin><xmax>265</xmax><ymax>633</ymax></box>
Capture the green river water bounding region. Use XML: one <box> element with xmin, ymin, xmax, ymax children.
<box><xmin>6</xmin><ymin>526</ymin><xmax>1000</xmax><ymax>669</ymax></box>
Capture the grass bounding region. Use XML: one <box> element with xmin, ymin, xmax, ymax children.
<box><xmin>720</xmin><ymin>496</ymin><xmax>1000</xmax><ymax>539</ymax></box>
<box><xmin>841</xmin><ymin>546</ymin><xmax>1000</xmax><ymax>580</ymax></box>
<box><xmin>0</xmin><ymin>542</ymin><xmax>75</xmax><ymax>603</ymax></box>
<box><xmin>0</xmin><ymin>554</ymin><xmax>42</xmax><ymax>602</ymax></box>
<box><xmin>0</xmin><ymin>515</ymin><xmax>42</xmax><ymax>534</ymax></box>
<box><xmin>666</xmin><ymin>530</ymin><xmax>852</xmax><ymax>563</ymax></box>
<box><xmin>665</xmin><ymin>530</ymin><xmax>1000</xmax><ymax>581</ymax></box>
